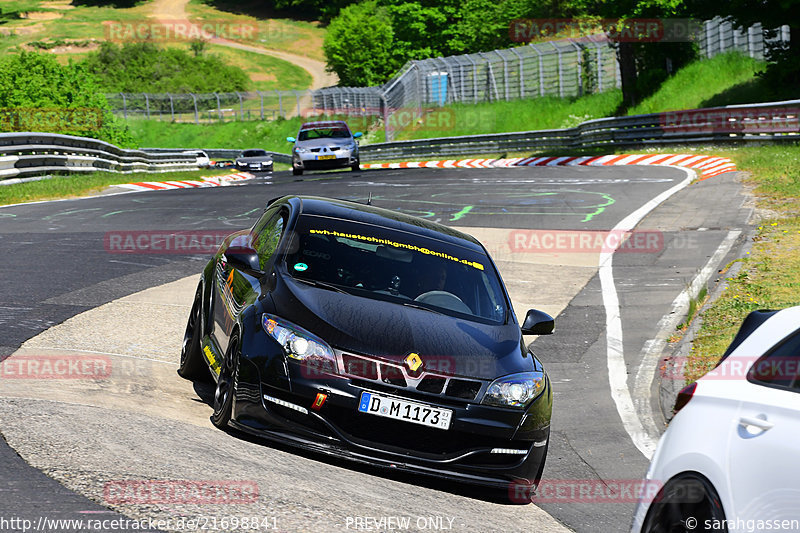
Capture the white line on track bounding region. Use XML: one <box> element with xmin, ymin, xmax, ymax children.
<box><xmin>600</xmin><ymin>168</ymin><xmax>693</xmax><ymax>459</ymax></box>
<box><xmin>631</xmin><ymin>229</ymin><xmax>742</xmax><ymax>456</ymax></box>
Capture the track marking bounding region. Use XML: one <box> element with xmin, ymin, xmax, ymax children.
<box><xmin>600</xmin><ymin>168</ymin><xmax>694</xmax><ymax>459</ymax></box>
<box><xmin>631</xmin><ymin>229</ymin><xmax>742</xmax><ymax>455</ymax></box>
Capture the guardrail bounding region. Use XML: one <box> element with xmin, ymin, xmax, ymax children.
<box><xmin>359</xmin><ymin>100</ymin><xmax>800</xmax><ymax>161</ymax></box>
<box><xmin>0</xmin><ymin>132</ymin><xmax>199</xmax><ymax>182</ymax></box>
<box><xmin>139</xmin><ymin>148</ymin><xmax>292</xmax><ymax>165</ymax></box>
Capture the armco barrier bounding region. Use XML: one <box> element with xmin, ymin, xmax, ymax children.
<box><xmin>0</xmin><ymin>132</ymin><xmax>199</xmax><ymax>182</ymax></box>
<box><xmin>359</xmin><ymin>100</ymin><xmax>800</xmax><ymax>161</ymax></box>
<box><xmin>139</xmin><ymin>148</ymin><xmax>292</xmax><ymax>165</ymax></box>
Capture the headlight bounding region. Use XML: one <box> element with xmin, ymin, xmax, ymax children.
<box><xmin>295</xmin><ymin>147</ymin><xmax>308</xmax><ymax>153</ymax></box>
<box><xmin>262</xmin><ymin>314</ymin><xmax>337</xmax><ymax>374</ymax></box>
<box><xmin>482</xmin><ymin>372</ymin><xmax>546</xmax><ymax>408</ymax></box>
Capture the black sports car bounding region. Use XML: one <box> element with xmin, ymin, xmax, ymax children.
<box><xmin>179</xmin><ymin>195</ymin><xmax>554</xmax><ymax>495</ymax></box>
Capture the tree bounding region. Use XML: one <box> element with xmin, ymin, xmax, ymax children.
<box><xmin>323</xmin><ymin>1</ymin><xmax>398</xmax><ymax>86</ymax></box>
<box><xmin>568</xmin><ymin>0</ymin><xmax>697</xmax><ymax>108</ymax></box>
<box><xmin>687</xmin><ymin>0</ymin><xmax>800</xmax><ymax>86</ymax></box>
<box><xmin>0</xmin><ymin>52</ymin><xmax>132</xmax><ymax>146</ymax></box>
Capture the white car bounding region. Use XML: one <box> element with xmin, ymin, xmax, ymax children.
<box><xmin>633</xmin><ymin>307</ymin><xmax>800</xmax><ymax>533</ymax></box>
<box><xmin>183</xmin><ymin>150</ymin><xmax>210</xmax><ymax>168</ymax></box>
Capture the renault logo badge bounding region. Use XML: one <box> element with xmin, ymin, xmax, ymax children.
<box><xmin>405</xmin><ymin>352</ymin><xmax>423</xmax><ymax>372</ymax></box>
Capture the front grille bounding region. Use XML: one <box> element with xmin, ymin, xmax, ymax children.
<box><xmin>417</xmin><ymin>376</ymin><xmax>446</xmax><ymax>394</ymax></box>
<box><xmin>338</xmin><ymin>352</ymin><xmax>484</xmax><ymax>402</ymax></box>
<box><xmin>380</xmin><ymin>364</ymin><xmax>407</xmax><ymax>386</ymax></box>
<box><xmin>310</xmin><ymin>148</ymin><xmax>321</xmax><ymax>153</ymax></box>
<box><xmin>342</xmin><ymin>354</ymin><xmax>378</xmax><ymax>380</ymax></box>
<box><xmin>446</xmin><ymin>379</ymin><xmax>482</xmax><ymax>399</ymax></box>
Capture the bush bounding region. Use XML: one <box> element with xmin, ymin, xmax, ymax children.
<box><xmin>323</xmin><ymin>1</ymin><xmax>399</xmax><ymax>87</ymax></box>
<box><xmin>83</xmin><ymin>41</ymin><xmax>251</xmax><ymax>93</ymax></box>
<box><xmin>0</xmin><ymin>52</ymin><xmax>132</xmax><ymax>146</ymax></box>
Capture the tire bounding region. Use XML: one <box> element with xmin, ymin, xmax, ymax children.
<box><xmin>641</xmin><ymin>473</ymin><xmax>727</xmax><ymax>533</ymax></box>
<box><xmin>211</xmin><ymin>333</ymin><xmax>239</xmax><ymax>429</ymax></box>
<box><xmin>293</xmin><ymin>167</ymin><xmax>303</xmax><ymax>176</ymax></box>
<box><xmin>178</xmin><ymin>285</ymin><xmax>210</xmax><ymax>382</ymax></box>
<box><xmin>351</xmin><ymin>160</ymin><xmax>360</xmax><ymax>171</ymax></box>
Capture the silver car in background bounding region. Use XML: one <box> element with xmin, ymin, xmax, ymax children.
<box><xmin>287</xmin><ymin>120</ymin><xmax>362</xmax><ymax>176</ymax></box>
<box><xmin>235</xmin><ymin>149</ymin><xmax>274</xmax><ymax>173</ymax></box>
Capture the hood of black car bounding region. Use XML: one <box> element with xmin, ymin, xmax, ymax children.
<box><xmin>274</xmin><ymin>276</ymin><xmax>531</xmax><ymax>380</ymax></box>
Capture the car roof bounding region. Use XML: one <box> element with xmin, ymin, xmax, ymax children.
<box><xmin>300</xmin><ymin>121</ymin><xmax>349</xmax><ymax>131</ymax></box>
<box><xmin>277</xmin><ymin>196</ymin><xmax>484</xmax><ymax>253</ymax></box>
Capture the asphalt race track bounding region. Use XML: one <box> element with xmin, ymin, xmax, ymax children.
<box><xmin>0</xmin><ymin>166</ymin><xmax>751</xmax><ymax>532</ymax></box>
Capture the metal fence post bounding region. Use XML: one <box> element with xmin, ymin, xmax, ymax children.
<box><xmin>167</xmin><ymin>93</ymin><xmax>174</xmax><ymax>121</ymax></box>
<box><xmin>495</xmin><ymin>50</ymin><xmax>510</xmax><ymax>101</ymax></box>
<box><xmin>120</xmin><ymin>93</ymin><xmax>127</xmax><ymax>120</ymax></box>
<box><xmin>550</xmin><ymin>42</ymin><xmax>564</xmax><ymax>98</ymax></box>
<box><xmin>568</xmin><ymin>39</ymin><xmax>583</xmax><ymax>96</ymax></box>
<box><xmin>529</xmin><ymin>43</ymin><xmax>545</xmax><ymax>97</ymax></box>
<box><xmin>381</xmin><ymin>93</ymin><xmax>392</xmax><ymax>142</ymax></box>
<box><xmin>191</xmin><ymin>93</ymin><xmax>198</xmax><ymax>124</ymax></box>
<box><xmin>213</xmin><ymin>93</ymin><xmax>222</xmax><ymax>121</ymax></box>
<box><xmin>257</xmin><ymin>91</ymin><xmax>263</xmax><ymax>120</ymax></box>
<box><xmin>237</xmin><ymin>92</ymin><xmax>244</xmax><ymax>121</ymax></box>
<box><xmin>509</xmin><ymin>48</ymin><xmax>524</xmax><ymax>98</ymax></box>
<box><xmin>464</xmin><ymin>54</ymin><xmax>478</xmax><ymax>103</ymax></box>
<box><xmin>294</xmin><ymin>91</ymin><xmax>301</xmax><ymax>117</ymax></box>
<box><xmin>596</xmin><ymin>42</ymin><xmax>603</xmax><ymax>93</ymax></box>
<box><xmin>144</xmin><ymin>94</ymin><xmax>150</xmax><ymax>119</ymax></box>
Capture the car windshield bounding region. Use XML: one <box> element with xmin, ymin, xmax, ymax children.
<box><xmin>242</xmin><ymin>150</ymin><xmax>268</xmax><ymax>157</ymax></box>
<box><xmin>283</xmin><ymin>215</ymin><xmax>507</xmax><ymax>323</ymax></box>
<box><xmin>298</xmin><ymin>128</ymin><xmax>350</xmax><ymax>141</ymax></box>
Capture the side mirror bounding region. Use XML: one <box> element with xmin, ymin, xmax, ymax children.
<box><xmin>223</xmin><ymin>246</ymin><xmax>261</xmax><ymax>272</ymax></box>
<box><xmin>286</xmin><ymin>136</ymin><xmax>296</xmax><ymax>143</ymax></box>
<box><xmin>353</xmin><ymin>132</ymin><xmax>363</xmax><ymax>138</ymax></box>
<box><xmin>521</xmin><ymin>309</ymin><xmax>554</xmax><ymax>335</ymax></box>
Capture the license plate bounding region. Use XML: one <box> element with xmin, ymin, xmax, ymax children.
<box><xmin>358</xmin><ymin>392</ymin><xmax>452</xmax><ymax>430</ymax></box>
<box><xmin>316</xmin><ymin>155</ymin><xmax>336</xmax><ymax>160</ymax></box>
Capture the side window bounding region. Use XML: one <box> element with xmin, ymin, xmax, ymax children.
<box><xmin>252</xmin><ymin>213</ymin><xmax>285</xmax><ymax>270</ymax></box>
<box><xmin>748</xmin><ymin>331</ymin><xmax>800</xmax><ymax>391</ymax></box>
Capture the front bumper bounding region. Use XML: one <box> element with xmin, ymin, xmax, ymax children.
<box><xmin>232</xmin><ymin>360</ymin><xmax>551</xmax><ymax>489</ymax></box>
<box><xmin>236</xmin><ymin>161</ymin><xmax>273</xmax><ymax>172</ymax></box>
<box><xmin>293</xmin><ymin>149</ymin><xmax>358</xmax><ymax>170</ymax></box>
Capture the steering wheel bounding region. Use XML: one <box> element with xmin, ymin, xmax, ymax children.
<box><xmin>414</xmin><ymin>291</ymin><xmax>472</xmax><ymax>314</ymax></box>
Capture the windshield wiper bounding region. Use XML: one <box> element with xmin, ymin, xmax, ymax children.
<box><xmin>294</xmin><ymin>278</ymin><xmax>349</xmax><ymax>295</ymax></box>
<box><xmin>400</xmin><ymin>301</ymin><xmax>444</xmax><ymax>315</ymax></box>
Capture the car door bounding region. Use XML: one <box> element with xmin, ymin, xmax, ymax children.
<box><xmin>212</xmin><ymin>207</ymin><xmax>284</xmax><ymax>357</ymax></box>
<box><xmin>727</xmin><ymin>331</ymin><xmax>800</xmax><ymax>524</ymax></box>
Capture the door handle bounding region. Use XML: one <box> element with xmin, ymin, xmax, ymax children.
<box><xmin>739</xmin><ymin>416</ymin><xmax>774</xmax><ymax>431</ymax></box>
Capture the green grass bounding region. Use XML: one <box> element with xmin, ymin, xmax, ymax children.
<box><xmin>129</xmin><ymin>117</ymin><xmax>306</xmax><ymax>152</ymax></box>
<box><xmin>129</xmin><ymin>113</ymin><xmax>383</xmax><ymax>152</ymax></box>
<box><xmin>0</xmin><ymin>168</ymin><xmax>235</xmax><ymax>206</ymax></box>
<box><xmin>627</xmin><ymin>52</ymin><xmax>767</xmax><ymax>115</ymax></box>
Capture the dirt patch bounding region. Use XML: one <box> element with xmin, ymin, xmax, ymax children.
<box><xmin>251</xmin><ymin>72</ymin><xmax>276</xmax><ymax>82</ymax></box>
<box><xmin>40</xmin><ymin>0</ymin><xmax>74</xmax><ymax>9</ymax></box>
<box><xmin>21</xmin><ymin>11</ymin><xmax>62</xmax><ymax>21</ymax></box>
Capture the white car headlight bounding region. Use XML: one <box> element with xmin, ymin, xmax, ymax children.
<box><xmin>295</xmin><ymin>147</ymin><xmax>309</xmax><ymax>153</ymax></box>
<box><xmin>482</xmin><ymin>371</ymin><xmax>546</xmax><ymax>408</ymax></box>
<box><xmin>262</xmin><ymin>314</ymin><xmax>337</xmax><ymax>374</ymax></box>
